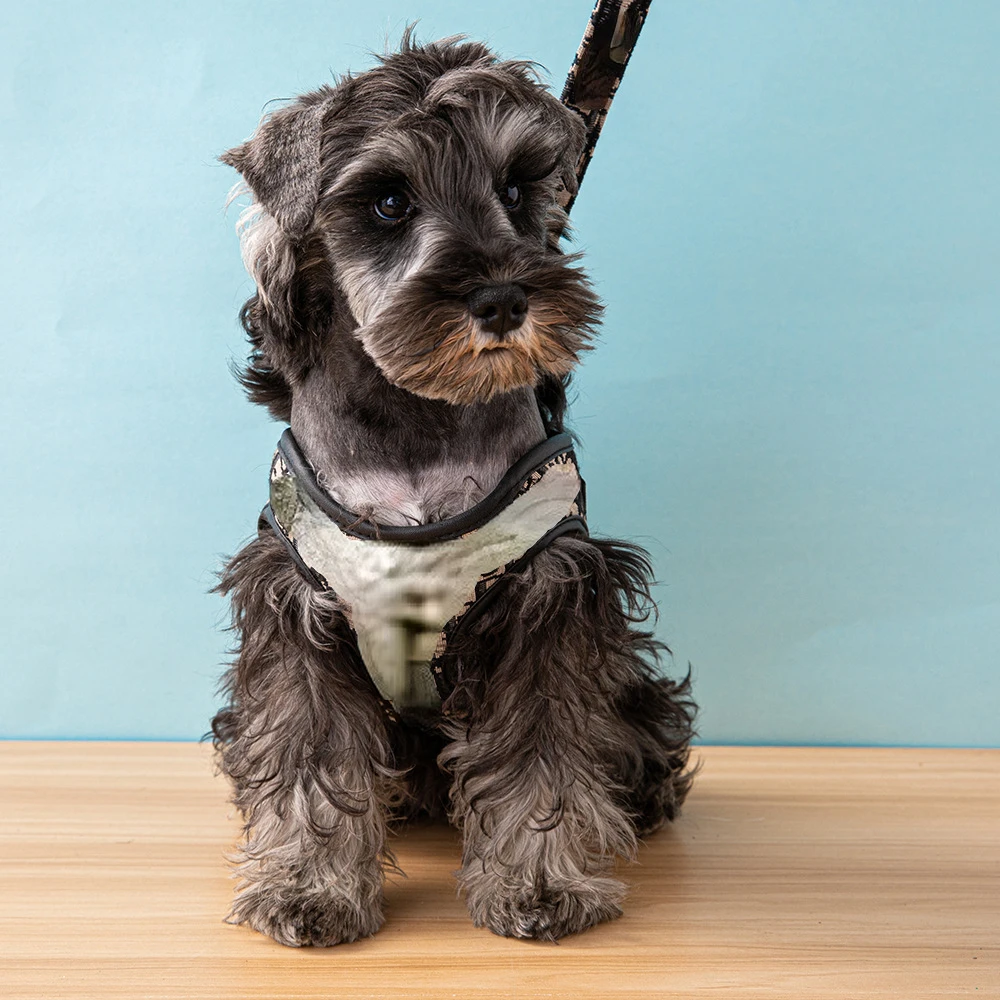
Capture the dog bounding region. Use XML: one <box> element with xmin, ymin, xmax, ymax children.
<box><xmin>213</xmin><ymin>32</ymin><xmax>695</xmax><ymax>946</ymax></box>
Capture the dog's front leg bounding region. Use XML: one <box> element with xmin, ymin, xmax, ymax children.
<box><xmin>215</xmin><ymin>540</ymin><xmax>395</xmax><ymax>947</ymax></box>
<box><xmin>219</xmin><ymin>654</ymin><xmax>392</xmax><ymax>946</ymax></box>
<box><xmin>441</xmin><ymin>544</ymin><xmax>644</xmax><ymax>941</ymax></box>
<box><xmin>445</xmin><ymin>681</ymin><xmax>636</xmax><ymax>940</ymax></box>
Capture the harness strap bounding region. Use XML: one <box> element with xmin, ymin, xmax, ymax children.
<box><xmin>259</xmin><ymin>431</ymin><xmax>588</xmax><ymax>710</ymax></box>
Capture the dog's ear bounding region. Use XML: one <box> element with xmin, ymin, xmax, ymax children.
<box><xmin>222</xmin><ymin>88</ymin><xmax>336</xmax><ymax>239</ymax></box>
<box><xmin>554</xmin><ymin>102</ymin><xmax>587</xmax><ymax>207</ymax></box>
<box><xmin>539</xmin><ymin>99</ymin><xmax>587</xmax><ymax>232</ymax></box>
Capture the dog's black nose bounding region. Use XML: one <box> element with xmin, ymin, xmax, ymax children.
<box><xmin>467</xmin><ymin>284</ymin><xmax>529</xmax><ymax>338</ymax></box>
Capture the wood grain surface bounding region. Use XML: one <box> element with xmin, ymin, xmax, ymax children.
<box><xmin>0</xmin><ymin>743</ymin><xmax>996</xmax><ymax>999</ymax></box>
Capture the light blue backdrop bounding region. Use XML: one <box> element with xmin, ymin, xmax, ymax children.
<box><xmin>2</xmin><ymin>1</ymin><xmax>997</xmax><ymax>744</ymax></box>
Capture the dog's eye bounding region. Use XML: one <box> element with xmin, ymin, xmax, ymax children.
<box><xmin>373</xmin><ymin>191</ymin><xmax>412</xmax><ymax>222</ymax></box>
<box><xmin>498</xmin><ymin>183</ymin><xmax>521</xmax><ymax>210</ymax></box>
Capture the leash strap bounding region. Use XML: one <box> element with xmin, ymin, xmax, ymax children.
<box><xmin>560</xmin><ymin>0</ymin><xmax>653</xmax><ymax>211</ymax></box>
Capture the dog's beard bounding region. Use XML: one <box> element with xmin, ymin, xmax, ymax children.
<box><xmin>353</xmin><ymin>257</ymin><xmax>602</xmax><ymax>405</ymax></box>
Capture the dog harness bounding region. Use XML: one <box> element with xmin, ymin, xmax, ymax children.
<box><xmin>260</xmin><ymin>430</ymin><xmax>588</xmax><ymax>711</ymax></box>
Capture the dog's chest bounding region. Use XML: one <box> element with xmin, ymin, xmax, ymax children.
<box><xmin>320</xmin><ymin>456</ymin><xmax>513</xmax><ymax>527</ymax></box>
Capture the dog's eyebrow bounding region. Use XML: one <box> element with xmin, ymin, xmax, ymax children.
<box><xmin>510</xmin><ymin>158</ymin><xmax>560</xmax><ymax>183</ymax></box>
<box><xmin>505</xmin><ymin>145</ymin><xmax>561</xmax><ymax>184</ymax></box>
<box><xmin>327</xmin><ymin>157</ymin><xmax>409</xmax><ymax>200</ymax></box>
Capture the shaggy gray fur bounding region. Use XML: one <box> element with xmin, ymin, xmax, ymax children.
<box><xmin>214</xmin><ymin>32</ymin><xmax>695</xmax><ymax>946</ymax></box>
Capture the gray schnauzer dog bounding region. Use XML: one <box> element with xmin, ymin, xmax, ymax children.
<box><xmin>213</xmin><ymin>33</ymin><xmax>695</xmax><ymax>946</ymax></box>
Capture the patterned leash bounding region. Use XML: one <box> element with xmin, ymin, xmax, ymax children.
<box><xmin>559</xmin><ymin>0</ymin><xmax>653</xmax><ymax>211</ymax></box>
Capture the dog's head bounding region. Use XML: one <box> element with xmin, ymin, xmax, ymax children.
<box><xmin>224</xmin><ymin>34</ymin><xmax>602</xmax><ymax>412</ymax></box>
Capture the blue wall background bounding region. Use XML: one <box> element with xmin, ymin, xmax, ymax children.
<box><xmin>2</xmin><ymin>1</ymin><xmax>998</xmax><ymax>744</ymax></box>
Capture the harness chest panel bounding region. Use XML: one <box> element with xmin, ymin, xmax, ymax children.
<box><xmin>262</xmin><ymin>431</ymin><xmax>587</xmax><ymax>710</ymax></box>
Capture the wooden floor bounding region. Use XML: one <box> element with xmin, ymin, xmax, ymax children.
<box><xmin>0</xmin><ymin>744</ymin><xmax>996</xmax><ymax>1000</ymax></box>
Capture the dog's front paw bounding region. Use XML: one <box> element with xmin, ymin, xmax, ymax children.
<box><xmin>228</xmin><ymin>885</ymin><xmax>385</xmax><ymax>947</ymax></box>
<box><xmin>463</xmin><ymin>871</ymin><xmax>626</xmax><ymax>941</ymax></box>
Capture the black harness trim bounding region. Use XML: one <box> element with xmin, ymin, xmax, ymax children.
<box><xmin>273</xmin><ymin>428</ymin><xmax>578</xmax><ymax>544</ymax></box>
